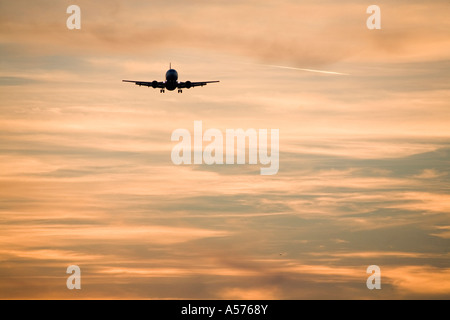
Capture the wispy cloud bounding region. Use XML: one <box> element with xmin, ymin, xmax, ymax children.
<box><xmin>263</xmin><ymin>64</ymin><xmax>350</xmax><ymax>76</ymax></box>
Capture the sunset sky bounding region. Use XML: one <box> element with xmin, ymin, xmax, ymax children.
<box><xmin>0</xmin><ymin>0</ymin><xmax>449</xmax><ymax>299</ymax></box>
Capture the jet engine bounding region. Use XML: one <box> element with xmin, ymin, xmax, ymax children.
<box><xmin>185</xmin><ymin>81</ymin><xmax>192</xmax><ymax>89</ymax></box>
<box><xmin>152</xmin><ymin>80</ymin><xmax>158</xmax><ymax>88</ymax></box>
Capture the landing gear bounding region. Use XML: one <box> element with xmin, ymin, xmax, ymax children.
<box><xmin>160</xmin><ymin>89</ymin><xmax>165</xmax><ymax>93</ymax></box>
<box><xmin>178</xmin><ymin>89</ymin><xmax>183</xmax><ymax>93</ymax></box>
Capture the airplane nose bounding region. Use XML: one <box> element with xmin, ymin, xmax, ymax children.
<box><xmin>165</xmin><ymin>70</ymin><xmax>178</xmax><ymax>81</ymax></box>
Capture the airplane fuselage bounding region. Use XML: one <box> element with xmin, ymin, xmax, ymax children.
<box><xmin>165</xmin><ymin>69</ymin><xmax>179</xmax><ymax>91</ymax></box>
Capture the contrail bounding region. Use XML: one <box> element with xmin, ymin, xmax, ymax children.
<box><xmin>264</xmin><ymin>64</ymin><xmax>350</xmax><ymax>76</ymax></box>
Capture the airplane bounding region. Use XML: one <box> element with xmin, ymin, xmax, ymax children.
<box><xmin>122</xmin><ymin>64</ymin><xmax>220</xmax><ymax>93</ymax></box>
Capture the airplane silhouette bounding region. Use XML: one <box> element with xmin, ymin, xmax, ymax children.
<box><xmin>123</xmin><ymin>64</ymin><xmax>220</xmax><ymax>93</ymax></box>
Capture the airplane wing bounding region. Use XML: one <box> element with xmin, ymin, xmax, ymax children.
<box><xmin>178</xmin><ymin>81</ymin><xmax>220</xmax><ymax>88</ymax></box>
<box><xmin>122</xmin><ymin>80</ymin><xmax>165</xmax><ymax>88</ymax></box>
